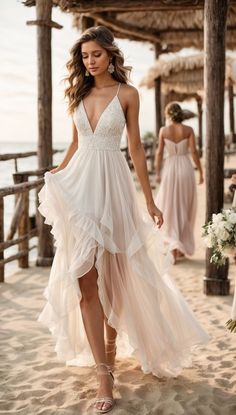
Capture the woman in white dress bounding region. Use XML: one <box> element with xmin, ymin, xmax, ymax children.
<box><xmin>155</xmin><ymin>103</ymin><xmax>204</xmax><ymax>263</ymax></box>
<box><xmin>38</xmin><ymin>27</ymin><xmax>209</xmax><ymax>413</ymax></box>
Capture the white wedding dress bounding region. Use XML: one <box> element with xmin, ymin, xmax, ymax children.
<box><xmin>38</xmin><ymin>83</ymin><xmax>209</xmax><ymax>378</ymax></box>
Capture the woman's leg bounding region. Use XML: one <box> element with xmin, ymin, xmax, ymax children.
<box><xmin>78</xmin><ymin>266</ymin><xmax>113</xmax><ymax>411</ymax></box>
<box><xmin>104</xmin><ymin>316</ymin><xmax>117</xmax><ymax>369</ymax></box>
<box><xmin>172</xmin><ymin>249</ymin><xmax>177</xmax><ymax>264</ymax></box>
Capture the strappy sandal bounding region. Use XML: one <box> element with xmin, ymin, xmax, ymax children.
<box><xmin>105</xmin><ymin>339</ymin><xmax>117</xmax><ymax>372</ymax></box>
<box><xmin>93</xmin><ymin>363</ymin><xmax>115</xmax><ymax>414</ymax></box>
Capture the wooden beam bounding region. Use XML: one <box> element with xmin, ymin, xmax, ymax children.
<box><xmin>57</xmin><ymin>0</ymin><xmax>206</xmax><ymax>13</ymax></box>
<box><xmin>204</xmin><ymin>0</ymin><xmax>229</xmax><ymax>295</ymax></box>
<box><xmin>152</xmin><ymin>45</ymin><xmax>163</xmax><ymax>171</ymax></box>
<box><xmin>196</xmin><ymin>97</ymin><xmax>203</xmax><ymax>157</ymax></box>
<box><xmin>26</xmin><ymin>19</ymin><xmax>63</xmax><ymax>29</ymax></box>
<box><xmin>88</xmin><ymin>12</ymin><xmax>161</xmax><ymax>43</ymax></box>
<box><xmin>24</xmin><ymin>0</ymin><xmax>236</xmax><ymax>12</ymax></box>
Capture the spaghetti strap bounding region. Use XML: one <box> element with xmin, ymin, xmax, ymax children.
<box><xmin>116</xmin><ymin>82</ymin><xmax>121</xmax><ymax>96</ymax></box>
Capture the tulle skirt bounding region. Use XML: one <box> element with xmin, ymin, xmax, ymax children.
<box><xmin>38</xmin><ymin>147</ymin><xmax>209</xmax><ymax>378</ymax></box>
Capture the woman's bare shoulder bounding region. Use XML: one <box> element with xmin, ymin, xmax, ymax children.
<box><xmin>182</xmin><ymin>123</ymin><xmax>194</xmax><ymax>134</ymax></box>
<box><xmin>121</xmin><ymin>84</ymin><xmax>139</xmax><ymax>99</ymax></box>
<box><xmin>160</xmin><ymin>125</ymin><xmax>169</xmax><ymax>136</ymax></box>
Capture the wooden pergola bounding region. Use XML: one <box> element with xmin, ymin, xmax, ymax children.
<box><xmin>23</xmin><ymin>0</ymin><xmax>235</xmax><ymax>295</ymax></box>
<box><xmin>140</xmin><ymin>53</ymin><xmax>236</xmax><ymax>156</ymax></box>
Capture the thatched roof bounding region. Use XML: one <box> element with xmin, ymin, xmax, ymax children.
<box><xmin>163</xmin><ymin>90</ymin><xmax>201</xmax><ymax>103</ymax></box>
<box><xmin>24</xmin><ymin>2</ymin><xmax>236</xmax><ymax>52</ymax></box>
<box><xmin>140</xmin><ymin>54</ymin><xmax>203</xmax><ymax>94</ymax></box>
<box><xmin>140</xmin><ymin>53</ymin><xmax>234</xmax><ymax>95</ymax></box>
<box><xmin>74</xmin><ymin>6</ymin><xmax>236</xmax><ymax>52</ymax></box>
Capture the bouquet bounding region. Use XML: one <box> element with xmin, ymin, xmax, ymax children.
<box><xmin>202</xmin><ymin>207</ymin><xmax>236</xmax><ymax>333</ymax></box>
<box><xmin>202</xmin><ymin>207</ymin><xmax>236</xmax><ymax>267</ymax></box>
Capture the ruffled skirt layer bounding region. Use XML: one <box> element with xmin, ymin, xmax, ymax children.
<box><xmin>38</xmin><ymin>148</ymin><xmax>209</xmax><ymax>378</ymax></box>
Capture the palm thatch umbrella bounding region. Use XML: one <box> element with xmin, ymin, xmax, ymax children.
<box><xmin>140</xmin><ymin>53</ymin><xmax>204</xmax><ymax>154</ymax></box>
<box><xmin>140</xmin><ymin>54</ymin><xmax>203</xmax><ymax>92</ymax></box>
<box><xmin>141</xmin><ymin>53</ymin><xmax>236</xmax><ymax>151</ymax></box>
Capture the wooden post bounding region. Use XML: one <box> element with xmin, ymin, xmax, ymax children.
<box><xmin>0</xmin><ymin>197</ymin><xmax>4</xmax><ymax>282</ymax></box>
<box><xmin>81</xmin><ymin>15</ymin><xmax>95</xmax><ymax>31</ymax></box>
<box><xmin>196</xmin><ymin>96</ymin><xmax>203</xmax><ymax>157</ymax></box>
<box><xmin>13</xmin><ymin>175</ymin><xmax>30</xmax><ymax>268</ymax></box>
<box><xmin>152</xmin><ymin>44</ymin><xmax>162</xmax><ymax>171</ymax></box>
<box><xmin>228</xmin><ymin>79</ymin><xmax>236</xmax><ymax>144</ymax></box>
<box><xmin>204</xmin><ymin>0</ymin><xmax>229</xmax><ymax>295</ymax></box>
<box><xmin>36</xmin><ymin>0</ymin><xmax>54</xmax><ymax>266</ymax></box>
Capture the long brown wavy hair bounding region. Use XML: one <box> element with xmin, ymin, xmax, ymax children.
<box><xmin>64</xmin><ymin>26</ymin><xmax>132</xmax><ymax>114</ymax></box>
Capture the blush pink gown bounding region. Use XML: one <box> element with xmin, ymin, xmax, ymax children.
<box><xmin>155</xmin><ymin>138</ymin><xmax>197</xmax><ymax>256</ymax></box>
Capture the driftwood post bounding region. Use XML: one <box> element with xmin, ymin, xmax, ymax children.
<box><xmin>13</xmin><ymin>175</ymin><xmax>30</xmax><ymax>268</ymax></box>
<box><xmin>152</xmin><ymin>44</ymin><xmax>162</xmax><ymax>170</ymax></box>
<box><xmin>36</xmin><ymin>0</ymin><xmax>54</xmax><ymax>266</ymax></box>
<box><xmin>26</xmin><ymin>1</ymin><xmax>62</xmax><ymax>266</ymax></box>
<box><xmin>228</xmin><ymin>78</ymin><xmax>236</xmax><ymax>144</ymax></box>
<box><xmin>0</xmin><ymin>197</ymin><xmax>4</xmax><ymax>282</ymax></box>
<box><xmin>196</xmin><ymin>96</ymin><xmax>203</xmax><ymax>157</ymax></box>
<box><xmin>204</xmin><ymin>0</ymin><xmax>229</xmax><ymax>295</ymax></box>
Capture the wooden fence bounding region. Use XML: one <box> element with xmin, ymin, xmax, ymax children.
<box><xmin>0</xmin><ymin>143</ymin><xmax>156</xmax><ymax>282</ymax></box>
<box><xmin>0</xmin><ymin>150</ymin><xmax>64</xmax><ymax>282</ymax></box>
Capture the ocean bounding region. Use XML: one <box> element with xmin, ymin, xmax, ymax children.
<box><xmin>1</xmin><ymin>0</ymin><xmax>234</xmax><ymax>277</ymax></box>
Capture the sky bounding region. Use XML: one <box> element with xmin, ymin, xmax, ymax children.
<box><xmin>0</xmin><ymin>0</ymin><xmax>158</xmax><ymax>144</ymax></box>
<box><xmin>0</xmin><ymin>0</ymin><xmax>234</xmax><ymax>147</ymax></box>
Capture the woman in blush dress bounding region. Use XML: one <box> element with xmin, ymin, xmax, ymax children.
<box><xmin>38</xmin><ymin>28</ymin><xmax>209</xmax><ymax>413</ymax></box>
<box><xmin>155</xmin><ymin>102</ymin><xmax>204</xmax><ymax>264</ymax></box>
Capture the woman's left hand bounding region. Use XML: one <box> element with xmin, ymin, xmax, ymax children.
<box><xmin>147</xmin><ymin>201</ymin><xmax>164</xmax><ymax>228</ymax></box>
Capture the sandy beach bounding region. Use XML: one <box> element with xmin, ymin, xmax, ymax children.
<box><xmin>1</xmin><ymin>156</ymin><xmax>236</xmax><ymax>415</ymax></box>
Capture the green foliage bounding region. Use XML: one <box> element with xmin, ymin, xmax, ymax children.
<box><xmin>142</xmin><ymin>131</ymin><xmax>155</xmax><ymax>142</ymax></box>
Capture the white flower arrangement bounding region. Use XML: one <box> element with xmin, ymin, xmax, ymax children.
<box><xmin>202</xmin><ymin>207</ymin><xmax>236</xmax><ymax>333</ymax></box>
<box><xmin>202</xmin><ymin>207</ymin><xmax>236</xmax><ymax>267</ymax></box>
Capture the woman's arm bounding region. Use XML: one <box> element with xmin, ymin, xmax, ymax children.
<box><xmin>155</xmin><ymin>128</ymin><xmax>165</xmax><ymax>183</ymax></box>
<box><xmin>189</xmin><ymin>128</ymin><xmax>204</xmax><ymax>184</ymax></box>
<box><xmin>50</xmin><ymin>120</ymin><xmax>78</xmax><ymax>174</ymax></box>
<box><xmin>125</xmin><ymin>87</ymin><xmax>163</xmax><ymax>227</ymax></box>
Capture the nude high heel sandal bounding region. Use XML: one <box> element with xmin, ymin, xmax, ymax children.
<box><xmin>105</xmin><ymin>339</ymin><xmax>117</xmax><ymax>372</ymax></box>
<box><xmin>93</xmin><ymin>363</ymin><xmax>115</xmax><ymax>414</ymax></box>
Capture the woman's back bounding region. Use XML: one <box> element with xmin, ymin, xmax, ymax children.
<box><xmin>162</xmin><ymin>123</ymin><xmax>192</xmax><ymax>143</ymax></box>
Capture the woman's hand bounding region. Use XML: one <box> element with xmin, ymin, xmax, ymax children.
<box><xmin>156</xmin><ymin>173</ymin><xmax>161</xmax><ymax>184</ymax></box>
<box><xmin>198</xmin><ymin>171</ymin><xmax>204</xmax><ymax>184</ymax></box>
<box><xmin>50</xmin><ymin>167</ymin><xmax>60</xmax><ymax>174</ymax></box>
<box><xmin>147</xmin><ymin>200</ymin><xmax>164</xmax><ymax>228</ymax></box>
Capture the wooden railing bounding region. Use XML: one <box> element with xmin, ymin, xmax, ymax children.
<box><xmin>0</xmin><ymin>149</ymin><xmax>63</xmax><ymax>172</ymax></box>
<box><xmin>0</xmin><ymin>149</ymin><xmax>64</xmax><ymax>282</ymax></box>
<box><xmin>0</xmin><ymin>144</ymin><xmax>156</xmax><ymax>282</ymax></box>
<box><xmin>121</xmin><ymin>140</ymin><xmax>156</xmax><ymax>172</ymax></box>
<box><xmin>0</xmin><ymin>169</ymin><xmax>50</xmax><ymax>282</ymax></box>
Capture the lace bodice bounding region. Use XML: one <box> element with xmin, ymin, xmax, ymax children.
<box><xmin>73</xmin><ymin>85</ymin><xmax>126</xmax><ymax>151</ymax></box>
<box><xmin>164</xmin><ymin>138</ymin><xmax>189</xmax><ymax>156</ymax></box>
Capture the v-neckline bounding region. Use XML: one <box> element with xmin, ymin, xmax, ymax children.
<box><xmin>81</xmin><ymin>89</ymin><xmax>119</xmax><ymax>135</ymax></box>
